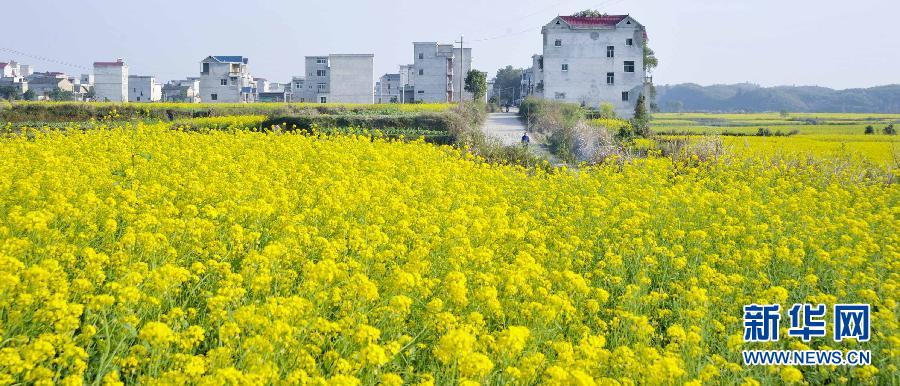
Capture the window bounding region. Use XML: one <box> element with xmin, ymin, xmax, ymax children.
<box><xmin>316</xmin><ymin>69</ymin><xmax>326</xmax><ymax>76</ymax></box>
<box><xmin>607</xmin><ymin>72</ymin><xmax>614</xmax><ymax>85</ymax></box>
<box><xmin>418</xmin><ymin>53</ymin><xmax>424</xmax><ymax>60</ymax></box>
<box><xmin>319</xmin><ymin>96</ymin><xmax>327</xmax><ymax>103</ymax></box>
<box><xmin>626</xmin><ymin>38</ymin><xmax>633</xmax><ymax>46</ymax></box>
<box><xmin>554</xmin><ymin>92</ymin><xmax>566</xmax><ymax>100</ymax></box>
<box><xmin>220</xmin><ymin>79</ymin><xmax>227</xmax><ymax>86</ymax></box>
<box><xmin>211</xmin><ymin>93</ymin><xmax>217</xmax><ymax>101</ymax></box>
<box><xmin>202</xmin><ymin>63</ymin><xmax>209</xmax><ymax>74</ymax></box>
<box><xmin>607</xmin><ymin>46</ymin><xmax>615</xmax><ymax>58</ymax></box>
<box><xmin>418</xmin><ymin>69</ymin><xmax>424</xmax><ymax>75</ymax></box>
<box><xmin>417</xmin><ymin>90</ymin><xmax>424</xmax><ymax>94</ymax></box>
<box><xmin>561</xmin><ymin>64</ymin><xmax>568</xmax><ymax>72</ymax></box>
<box><xmin>554</xmin><ymin>39</ymin><xmax>562</xmax><ymax>47</ymax></box>
<box><xmin>624</xmin><ymin>61</ymin><xmax>635</xmax><ymax>73</ymax></box>
<box><xmin>316</xmin><ymin>58</ymin><xmax>327</xmax><ymax>64</ymax></box>
<box><xmin>538</xmin><ymin>58</ymin><xmax>543</xmax><ymax>70</ymax></box>
<box><xmin>317</xmin><ymin>83</ymin><xmax>326</xmax><ymax>90</ymax></box>
<box><xmin>621</xmin><ymin>91</ymin><xmax>629</xmax><ymax>101</ymax></box>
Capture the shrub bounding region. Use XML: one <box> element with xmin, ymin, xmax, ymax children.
<box><xmin>884</xmin><ymin>124</ymin><xmax>896</xmax><ymax>135</ymax></box>
<box><xmin>864</xmin><ymin>125</ymin><xmax>875</xmax><ymax>134</ymax></box>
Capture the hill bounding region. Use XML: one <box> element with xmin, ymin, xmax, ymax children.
<box><xmin>656</xmin><ymin>83</ymin><xmax>900</xmax><ymax>113</ymax></box>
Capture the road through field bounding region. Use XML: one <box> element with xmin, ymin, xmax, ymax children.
<box><xmin>482</xmin><ymin>108</ymin><xmax>559</xmax><ymax>164</ymax></box>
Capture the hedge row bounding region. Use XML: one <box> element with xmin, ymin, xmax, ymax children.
<box><xmin>259</xmin><ymin>114</ymin><xmax>453</xmax><ymax>133</ymax></box>
<box><xmin>0</xmin><ymin>102</ymin><xmax>448</xmax><ymax>122</ymax></box>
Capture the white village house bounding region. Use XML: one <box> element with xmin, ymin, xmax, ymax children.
<box><xmin>530</xmin><ymin>15</ymin><xmax>648</xmax><ymax>117</ymax></box>
<box><xmin>128</xmin><ymin>75</ymin><xmax>161</xmax><ymax>102</ymax></box>
<box><xmin>297</xmin><ymin>54</ymin><xmax>373</xmax><ymax>104</ymax></box>
<box><xmin>198</xmin><ymin>56</ymin><xmax>256</xmax><ymax>103</ymax></box>
<box><xmin>375</xmin><ymin>73</ymin><xmax>401</xmax><ymax>103</ymax></box>
<box><xmin>409</xmin><ymin>42</ymin><xmax>471</xmax><ymax>103</ymax></box>
<box><xmin>93</xmin><ymin>59</ymin><xmax>128</xmax><ymax>102</ymax></box>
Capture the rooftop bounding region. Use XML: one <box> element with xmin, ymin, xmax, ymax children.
<box><xmin>205</xmin><ymin>56</ymin><xmax>249</xmax><ymax>64</ymax></box>
<box><xmin>557</xmin><ymin>15</ymin><xmax>629</xmax><ymax>27</ymax></box>
<box><xmin>94</xmin><ymin>59</ymin><xmax>126</xmax><ymax>67</ymax></box>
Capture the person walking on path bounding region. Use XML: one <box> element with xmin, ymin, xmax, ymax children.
<box><xmin>521</xmin><ymin>131</ymin><xmax>530</xmax><ymax>147</ymax></box>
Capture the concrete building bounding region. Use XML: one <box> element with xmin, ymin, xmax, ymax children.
<box><xmin>375</xmin><ymin>73</ymin><xmax>401</xmax><ymax>103</ymax></box>
<box><xmin>0</xmin><ymin>62</ymin><xmax>15</xmax><ymax>78</ymax></box>
<box><xmin>258</xmin><ymin>91</ymin><xmax>290</xmax><ymax>102</ymax></box>
<box><xmin>199</xmin><ymin>56</ymin><xmax>256</xmax><ymax>103</ymax></box>
<box><xmin>529</xmin><ymin>15</ymin><xmax>647</xmax><ymax>116</ymax></box>
<box><xmin>290</xmin><ymin>76</ymin><xmax>305</xmax><ymax>102</ymax></box>
<box><xmin>299</xmin><ymin>54</ymin><xmax>373</xmax><ymax>103</ymax></box>
<box><xmin>162</xmin><ymin>79</ymin><xmax>200</xmax><ymax>102</ymax></box>
<box><xmin>519</xmin><ymin>68</ymin><xmax>535</xmax><ymax>102</ymax></box>
<box><xmin>93</xmin><ymin>59</ymin><xmax>128</xmax><ymax>102</ymax></box>
<box><xmin>128</xmin><ymin>75</ymin><xmax>161</xmax><ymax>102</ymax></box>
<box><xmin>409</xmin><ymin>42</ymin><xmax>471</xmax><ymax>103</ymax></box>
<box><xmin>27</xmin><ymin>76</ymin><xmax>73</xmax><ymax>99</ymax></box>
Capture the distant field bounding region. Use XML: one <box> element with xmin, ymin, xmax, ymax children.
<box><xmin>652</xmin><ymin>112</ymin><xmax>899</xmax><ymax>164</ymax></box>
<box><xmin>653</xmin><ymin>112</ymin><xmax>899</xmax><ymax>133</ymax></box>
<box><xmin>722</xmin><ymin>135</ymin><xmax>899</xmax><ymax>164</ymax></box>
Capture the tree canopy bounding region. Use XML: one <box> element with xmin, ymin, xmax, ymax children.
<box><xmin>464</xmin><ymin>70</ymin><xmax>487</xmax><ymax>102</ymax></box>
<box><xmin>493</xmin><ymin>66</ymin><xmax>523</xmax><ymax>106</ymax></box>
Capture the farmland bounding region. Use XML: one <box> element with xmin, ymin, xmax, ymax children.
<box><xmin>0</xmin><ymin>107</ymin><xmax>896</xmax><ymax>385</ymax></box>
<box><xmin>652</xmin><ymin>112</ymin><xmax>900</xmax><ymax>164</ymax></box>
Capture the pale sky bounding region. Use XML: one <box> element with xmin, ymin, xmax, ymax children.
<box><xmin>2</xmin><ymin>0</ymin><xmax>897</xmax><ymax>89</ymax></box>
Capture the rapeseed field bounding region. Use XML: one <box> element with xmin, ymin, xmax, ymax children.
<box><xmin>0</xmin><ymin>124</ymin><xmax>895</xmax><ymax>385</ymax></box>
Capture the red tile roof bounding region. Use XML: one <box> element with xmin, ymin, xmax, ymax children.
<box><xmin>558</xmin><ymin>15</ymin><xmax>628</xmax><ymax>27</ymax></box>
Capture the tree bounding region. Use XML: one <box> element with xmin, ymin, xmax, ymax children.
<box><xmin>631</xmin><ymin>94</ymin><xmax>651</xmax><ymax>137</ymax></box>
<box><xmin>572</xmin><ymin>9</ymin><xmax>603</xmax><ymax>17</ymax></box>
<box><xmin>22</xmin><ymin>89</ymin><xmax>36</xmax><ymax>101</ymax></box>
<box><xmin>464</xmin><ymin>70</ymin><xmax>487</xmax><ymax>102</ymax></box>
<box><xmin>643</xmin><ymin>43</ymin><xmax>658</xmax><ymax>73</ymax></box>
<box><xmin>0</xmin><ymin>86</ymin><xmax>20</xmax><ymax>101</ymax></box>
<box><xmin>48</xmin><ymin>87</ymin><xmax>75</xmax><ymax>101</ymax></box>
<box><xmin>884</xmin><ymin>124</ymin><xmax>896</xmax><ymax>135</ymax></box>
<box><xmin>864</xmin><ymin>125</ymin><xmax>875</xmax><ymax>134</ymax></box>
<box><xmin>493</xmin><ymin>66</ymin><xmax>523</xmax><ymax>106</ymax></box>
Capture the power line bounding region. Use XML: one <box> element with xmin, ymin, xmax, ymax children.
<box><xmin>0</xmin><ymin>47</ymin><xmax>91</xmax><ymax>71</ymax></box>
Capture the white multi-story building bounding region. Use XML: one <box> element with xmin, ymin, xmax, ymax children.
<box><xmin>198</xmin><ymin>56</ymin><xmax>256</xmax><ymax>103</ymax></box>
<box><xmin>93</xmin><ymin>59</ymin><xmax>128</xmax><ymax>102</ymax></box>
<box><xmin>409</xmin><ymin>42</ymin><xmax>471</xmax><ymax>103</ymax></box>
<box><xmin>299</xmin><ymin>54</ymin><xmax>373</xmax><ymax>103</ymax></box>
<box><xmin>530</xmin><ymin>15</ymin><xmax>647</xmax><ymax>116</ymax></box>
<box><xmin>375</xmin><ymin>73</ymin><xmax>401</xmax><ymax>103</ymax></box>
<box><xmin>128</xmin><ymin>75</ymin><xmax>161</xmax><ymax>102</ymax></box>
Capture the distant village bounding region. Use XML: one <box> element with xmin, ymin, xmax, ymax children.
<box><xmin>0</xmin><ymin>14</ymin><xmax>649</xmax><ymax>116</ymax></box>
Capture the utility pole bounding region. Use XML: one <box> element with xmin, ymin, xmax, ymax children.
<box><xmin>456</xmin><ymin>35</ymin><xmax>464</xmax><ymax>107</ymax></box>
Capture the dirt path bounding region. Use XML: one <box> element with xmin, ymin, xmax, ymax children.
<box><xmin>482</xmin><ymin>108</ymin><xmax>560</xmax><ymax>164</ymax></box>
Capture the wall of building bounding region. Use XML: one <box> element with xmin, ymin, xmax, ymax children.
<box><xmin>199</xmin><ymin>60</ymin><xmax>254</xmax><ymax>103</ymax></box>
<box><xmin>411</xmin><ymin>43</ymin><xmax>471</xmax><ymax>103</ymax></box>
<box><xmin>539</xmin><ymin>18</ymin><xmax>645</xmax><ymax>116</ymax></box>
<box><xmin>328</xmin><ymin>54</ymin><xmax>373</xmax><ymax>104</ymax></box>
<box><xmin>94</xmin><ymin>63</ymin><xmax>128</xmax><ymax>102</ymax></box>
<box><xmin>376</xmin><ymin>74</ymin><xmax>401</xmax><ymax>103</ymax></box>
<box><xmin>128</xmin><ymin>76</ymin><xmax>160</xmax><ymax>102</ymax></box>
<box><xmin>301</xmin><ymin>56</ymin><xmax>329</xmax><ymax>103</ymax></box>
